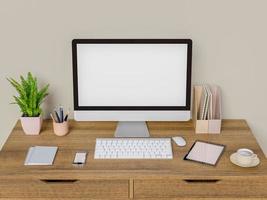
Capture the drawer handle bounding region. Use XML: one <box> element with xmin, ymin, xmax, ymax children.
<box><xmin>183</xmin><ymin>179</ymin><xmax>220</xmax><ymax>184</ymax></box>
<box><xmin>40</xmin><ymin>179</ymin><xmax>79</xmax><ymax>184</ymax></box>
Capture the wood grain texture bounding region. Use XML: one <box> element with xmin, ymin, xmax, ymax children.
<box><xmin>0</xmin><ymin>178</ymin><xmax>128</xmax><ymax>199</ymax></box>
<box><xmin>134</xmin><ymin>177</ymin><xmax>267</xmax><ymax>198</ymax></box>
<box><xmin>129</xmin><ymin>178</ymin><xmax>134</xmax><ymax>199</ymax></box>
<box><xmin>0</xmin><ymin>119</ymin><xmax>266</xmax><ymax>199</ymax></box>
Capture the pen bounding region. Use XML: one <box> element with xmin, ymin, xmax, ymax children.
<box><xmin>54</xmin><ymin>110</ymin><xmax>61</xmax><ymax>123</ymax></box>
<box><xmin>64</xmin><ymin>114</ymin><xmax>69</xmax><ymax>122</ymax></box>
<box><xmin>59</xmin><ymin>107</ymin><xmax>64</xmax><ymax>123</ymax></box>
<box><xmin>64</xmin><ymin>110</ymin><xmax>69</xmax><ymax>121</ymax></box>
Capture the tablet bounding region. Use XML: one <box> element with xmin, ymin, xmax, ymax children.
<box><xmin>184</xmin><ymin>140</ymin><xmax>225</xmax><ymax>166</ymax></box>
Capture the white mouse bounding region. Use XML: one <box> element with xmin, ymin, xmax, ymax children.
<box><xmin>172</xmin><ymin>136</ymin><xmax>186</xmax><ymax>147</ymax></box>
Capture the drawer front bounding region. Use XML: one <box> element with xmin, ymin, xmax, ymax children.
<box><xmin>134</xmin><ymin>177</ymin><xmax>267</xmax><ymax>198</ymax></box>
<box><xmin>0</xmin><ymin>178</ymin><xmax>128</xmax><ymax>199</ymax></box>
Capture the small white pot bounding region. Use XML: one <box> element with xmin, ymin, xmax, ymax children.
<box><xmin>20</xmin><ymin>116</ymin><xmax>43</xmax><ymax>135</ymax></box>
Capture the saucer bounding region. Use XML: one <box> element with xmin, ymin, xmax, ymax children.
<box><xmin>230</xmin><ymin>153</ymin><xmax>260</xmax><ymax>168</ymax></box>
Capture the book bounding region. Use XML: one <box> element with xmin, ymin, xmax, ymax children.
<box><xmin>203</xmin><ymin>85</ymin><xmax>209</xmax><ymax>120</ymax></box>
<box><xmin>24</xmin><ymin>146</ymin><xmax>58</xmax><ymax>166</ymax></box>
<box><xmin>199</xmin><ymin>86</ymin><xmax>208</xmax><ymax>120</ymax></box>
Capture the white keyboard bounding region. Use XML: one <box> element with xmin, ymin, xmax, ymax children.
<box><xmin>94</xmin><ymin>138</ymin><xmax>173</xmax><ymax>159</ymax></box>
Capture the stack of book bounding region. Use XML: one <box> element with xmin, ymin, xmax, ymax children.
<box><xmin>193</xmin><ymin>85</ymin><xmax>222</xmax><ymax>134</ymax></box>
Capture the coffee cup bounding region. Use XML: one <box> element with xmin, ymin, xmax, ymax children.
<box><xmin>236</xmin><ymin>148</ymin><xmax>257</xmax><ymax>165</ymax></box>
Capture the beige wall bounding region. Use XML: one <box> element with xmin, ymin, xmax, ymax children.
<box><xmin>1</xmin><ymin>0</ymin><xmax>267</xmax><ymax>153</ymax></box>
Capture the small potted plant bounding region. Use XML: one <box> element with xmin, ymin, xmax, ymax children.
<box><xmin>7</xmin><ymin>72</ymin><xmax>49</xmax><ymax>135</ymax></box>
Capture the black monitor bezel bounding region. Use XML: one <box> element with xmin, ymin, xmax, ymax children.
<box><xmin>72</xmin><ymin>39</ymin><xmax>192</xmax><ymax>111</ymax></box>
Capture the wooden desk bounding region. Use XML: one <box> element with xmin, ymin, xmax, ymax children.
<box><xmin>0</xmin><ymin>120</ymin><xmax>267</xmax><ymax>199</ymax></box>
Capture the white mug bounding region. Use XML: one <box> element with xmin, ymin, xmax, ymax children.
<box><xmin>236</xmin><ymin>148</ymin><xmax>257</xmax><ymax>165</ymax></box>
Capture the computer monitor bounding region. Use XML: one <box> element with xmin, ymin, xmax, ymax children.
<box><xmin>72</xmin><ymin>39</ymin><xmax>192</xmax><ymax>137</ymax></box>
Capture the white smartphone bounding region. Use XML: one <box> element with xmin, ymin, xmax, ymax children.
<box><xmin>73</xmin><ymin>151</ymin><xmax>87</xmax><ymax>165</ymax></box>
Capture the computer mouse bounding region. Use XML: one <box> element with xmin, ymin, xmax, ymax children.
<box><xmin>172</xmin><ymin>136</ymin><xmax>186</xmax><ymax>147</ymax></box>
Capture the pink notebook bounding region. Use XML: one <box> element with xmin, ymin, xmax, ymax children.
<box><xmin>184</xmin><ymin>141</ymin><xmax>225</xmax><ymax>166</ymax></box>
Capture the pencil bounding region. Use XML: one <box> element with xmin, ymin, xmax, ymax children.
<box><xmin>50</xmin><ymin>113</ymin><xmax>56</xmax><ymax>122</ymax></box>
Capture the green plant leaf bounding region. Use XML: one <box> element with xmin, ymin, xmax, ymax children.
<box><xmin>8</xmin><ymin>72</ymin><xmax>49</xmax><ymax>117</ymax></box>
<box><xmin>37</xmin><ymin>84</ymin><xmax>49</xmax><ymax>106</ymax></box>
<box><xmin>7</xmin><ymin>78</ymin><xmax>27</xmax><ymax>101</ymax></box>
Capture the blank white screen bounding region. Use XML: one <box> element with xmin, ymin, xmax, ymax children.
<box><xmin>77</xmin><ymin>44</ymin><xmax>188</xmax><ymax>106</ymax></box>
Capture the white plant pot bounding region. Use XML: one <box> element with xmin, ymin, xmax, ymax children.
<box><xmin>20</xmin><ymin>116</ymin><xmax>42</xmax><ymax>135</ymax></box>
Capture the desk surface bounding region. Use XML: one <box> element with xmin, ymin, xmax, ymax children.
<box><xmin>0</xmin><ymin>119</ymin><xmax>266</xmax><ymax>179</ymax></box>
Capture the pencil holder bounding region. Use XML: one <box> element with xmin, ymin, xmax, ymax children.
<box><xmin>53</xmin><ymin>121</ymin><xmax>69</xmax><ymax>136</ymax></box>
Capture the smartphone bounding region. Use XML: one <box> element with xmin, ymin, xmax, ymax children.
<box><xmin>73</xmin><ymin>151</ymin><xmax>87</xmax><ymax>165</ymax></box>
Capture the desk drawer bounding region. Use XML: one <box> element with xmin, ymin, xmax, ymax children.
<box><xmin>134</xmin><ymin>177</ymin><xmax>267</xmax><ymax>198</ymax></box>
<box><xmin>0</xmin><ymin>178</ymin><xmax>128</xmax><ymax>199</ymax></box>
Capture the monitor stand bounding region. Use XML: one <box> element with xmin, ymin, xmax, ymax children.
<box><xmin>114</xmin><ymin>122</ymin><xmax>150</xmax><ymax>138</ymax></box>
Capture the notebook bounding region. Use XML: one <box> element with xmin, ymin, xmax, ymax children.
<box><xmin>197</xmin><ymin>85</ymin><xmax>221</xmax><ymax>120</ymax></box>
<box><xmin>24</xmin><ymin>146</ymin><xmax>58</xmax><ymax>166</ymax></box>
<box><xmin>184</xmin><ymin>141</ymin><xmax>225</xmax><ymax>166</ymax></box>
<box><xmin>199</xmin><ymin>86</ymin><xmax>208</xmax><ymax>120</ymax></box>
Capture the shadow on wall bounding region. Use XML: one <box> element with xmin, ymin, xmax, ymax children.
<box><xmin>38</xmin><ymin>78</ymin><xmax>56</xmax><ymax>119</ymax></box>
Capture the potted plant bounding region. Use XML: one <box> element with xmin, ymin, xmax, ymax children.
<box><xmin>7</xmin><ymin>72</ymin><xmax>49</xmax><ymax>135</ymax></box>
